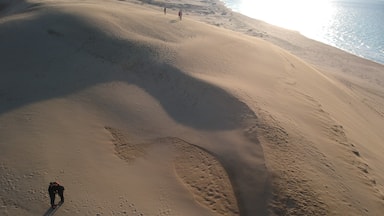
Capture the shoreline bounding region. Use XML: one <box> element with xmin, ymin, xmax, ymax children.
<box><xmin>136</xmin><ymin>0</ymin><xmax>384</xmax><ymax>87</ymax></box>
<box><xmin>218</xmin><ymin>0</ymin><xmax>384</xmax><ymax>66</ymax></box>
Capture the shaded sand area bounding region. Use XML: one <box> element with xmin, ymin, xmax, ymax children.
<box><xmin>1</xmin><ymin>0</ymin><xmax>384</xmax><ymax>215</ymax></box>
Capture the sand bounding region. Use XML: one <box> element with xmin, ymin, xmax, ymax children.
<box><xmin>1</xmin><ymin>0</ymin><xmax>384</xmax><ymax>215</ymax></box>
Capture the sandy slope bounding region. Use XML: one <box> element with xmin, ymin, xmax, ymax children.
<box><xmin>1</xmin><ymin>0</ymin><xmax>384</xmax><ymax>215</ymax></box>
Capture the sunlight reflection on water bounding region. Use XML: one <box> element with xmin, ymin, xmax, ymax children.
<box><xmin>221</xmin><ymin>0</ymin><xmax>384</xmax><ymax>64</ymax></box>
<box><xmin>228</xmin><ymin>0</ymin><xmax>336</xmax><ymax>42</ymax></box>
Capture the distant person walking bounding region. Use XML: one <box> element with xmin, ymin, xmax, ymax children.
<box><xmin>48</xmin><ymin>182</ymin><xmax>65</xmax><ymax>208</ymax></box>
<box><xmin>164</xmin><ymin>7</ymin><xmax>166</xmax><ymax>15</ymax></box>
<box><xmin>178</xmin><ymin>9</ymin><xmax>182</xmax><ymax>20</ymax></box>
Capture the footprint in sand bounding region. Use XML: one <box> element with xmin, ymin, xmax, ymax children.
<box><xmin>105</xmin><ymin>127</ymin><xmax>239</xmax><ymax>216</ymax></box>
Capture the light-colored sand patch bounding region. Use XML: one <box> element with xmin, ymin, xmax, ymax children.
<box><xmin>105</xmin><ymin>126</ymin><xmax>150</xmax><ymax>163</ymax></box>
<box><xmin>244</xmin><ymin>114</ymin><xmax>329</xmax><ymax>215</ymax></box>
<box><xmin>105</xmin><ymin>127</ymin><xmax>239</xmax><ymax>216</ymax></box>
<box><xmin>173</xmin><ymin>139</ymin><xmax>239</xmax><ymax>216</ymax></box>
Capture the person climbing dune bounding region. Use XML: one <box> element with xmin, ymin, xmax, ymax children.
<box><xmin>178</xmin><ymin>9</ymin><xmax>182</xmax><ymax>20</ymax></box>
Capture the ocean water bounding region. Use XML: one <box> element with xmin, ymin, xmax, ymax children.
<box><xmin>220</xmin><ymin>0</ymin><xmax>384</xmax><ymax>65</ymax></box>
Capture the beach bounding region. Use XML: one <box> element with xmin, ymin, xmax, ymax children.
<box><xmin>1</xmin><ymin>0</ymin><xmax>384</xmax><ymax>215</ymax></box>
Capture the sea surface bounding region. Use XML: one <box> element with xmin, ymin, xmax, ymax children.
<box><xmin>220</xmin><ymin>0</ymin><xmax>384</xmax><ymax>65</ymax></box>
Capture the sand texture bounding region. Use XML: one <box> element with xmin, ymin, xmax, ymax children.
<box><xmin>1</xmin><ymin>0</ymin><xmax>384</xmax><ymax>215</ymax></box>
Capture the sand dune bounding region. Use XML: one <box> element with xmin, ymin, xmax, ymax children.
<box><xmin>1</xmin><ymin>0</ymin><xmax>384</xmax><ymax>215</ymax></box>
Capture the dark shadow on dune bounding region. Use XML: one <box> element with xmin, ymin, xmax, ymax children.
<box><xmin>0</xmin><ymin>3</ymin><xmax>7</xmax><ymax>12</ymax></box>
<box><xmin>0</xmin><ymin>0</ymin><xmax>17</xmax><ymax>16</ymax></box>
<box><xmin>0</xmin><ymin>0</ymin><xmax>39</xmax><ymax>17</ymax></box>
<box><xmin>0</xmin><ymin>9</ymin><xmax>256</xmax><ymax>131</ymax></box>
<box><xmin>42</xmin><ymin>201</ymin><xmax>62</xmax><ymax>216</ymax></box>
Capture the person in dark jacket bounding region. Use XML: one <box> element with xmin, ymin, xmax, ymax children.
<box><xmin>48</xmin><ymin>181</ymin><xmax>64</xmax><ymax>208</ymax></box>
<box><xmin>178</xmin><ymin>9</ymin><xmax>182</xmax><ymax>20</ymax></box>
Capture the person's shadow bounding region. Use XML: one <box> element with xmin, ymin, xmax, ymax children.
<box><xmin>42</xmin><ymin>202</ymin><xmax>63</xmax><ymax>216</ymax></box>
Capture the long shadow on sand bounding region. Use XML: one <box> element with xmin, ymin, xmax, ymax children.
<box><xmin>42</xmin><ymin>202</ymin><xmax>62</xmax><ymax>216</ymax></box>
<box><xmin>0</xmin><ymin>8</ymin><xmax>269</xmax><ymax>215</ymax></box>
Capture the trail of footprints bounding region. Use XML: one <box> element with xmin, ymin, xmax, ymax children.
<box><xmin>105</xmin><ymin>127</ymin><xmax>240</xmax><ymax>216</ymax></box>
